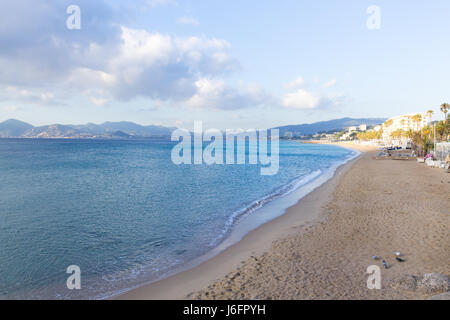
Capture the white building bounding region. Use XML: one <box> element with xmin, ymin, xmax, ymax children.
<box><xmin>359</xmin><ymin>124</ymin><xmax>367</xmax><ymax>131</ymax></box>
<box><xmin>382</xmin><ymin>113</ymin><xmax>428</xmax><ymax>143</ymax></box>
<box><xmin>348</xmin><ymin>126</ymin><xmax>358</xmax><ymax>133</ymax></box>
<box><xmin>340</xmin><ymin>132</ymin><xmax>356</xmax><ymax>141</ymax></box>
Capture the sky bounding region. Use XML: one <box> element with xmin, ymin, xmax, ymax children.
<box><xmin>0</xmin><ymin>0</ymin><xmax>449</xmax><ymax>129</ymax></box>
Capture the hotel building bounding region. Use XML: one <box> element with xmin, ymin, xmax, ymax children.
<box><xmin>382</xmin><ymin>113</ymin><xmax>428</xmax><ymax>143</ymax></box>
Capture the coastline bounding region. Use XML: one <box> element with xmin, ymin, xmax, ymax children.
<box><xmin>188</xmin><ymin>143</ymin><xmax>449</xmax><ymax>299</ymax></box>
<box><xmin>301</xmin><ymin>140</ymin><xmax>380</xmax><ymax>152</ymax></box>
<box><xmin>117</xmin><ymin>142</ymin><xmax>370</xmax><ymax>299</ymax></box>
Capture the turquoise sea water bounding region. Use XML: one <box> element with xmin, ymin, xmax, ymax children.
<box><xmin>0</xmin><ymin>139</ymin><xmax>356</xmax><ymax>299</ymax></box>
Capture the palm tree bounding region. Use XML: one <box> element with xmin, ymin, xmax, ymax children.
<box><xmin>441</xmin><ymin>103</ymin><xmax>449</xmax><ymax>123</ymax></box>
<box><xmin>411</xmin><ymin>114</ymin><xmax>422</xmax><ymax>132</ymax></box>
<box><xmin>390</xmin><ymin>129</ymin><xmax>403</xmax><ymax>140</ymax></box>
<box><xmin>426</xmin><ymin>110</ymin><xmax>433</xmax><ymax>124</ymax></box>
<box><xmin>421</xmin><ymin>126</ymin><xmax>432</xmax><ymax>139</ymax></box>
<box><xmin>384</xmin><ymin>119</ymin><xmax>393</xmax><ymax>128</ymax></box>
<box><xmin>403</xmin><ymin>129</ymin><xmax>414</xmax><ymax>140</ymax></box>
<box><xmin>435</xmin><ymin>121</ymin><xmax>449</xmax><ymax>141</ymax></box>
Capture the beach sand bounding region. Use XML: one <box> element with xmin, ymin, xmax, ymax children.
<box><xmin>118</xmin><ymin>143</ymin><xmax>449</xmax><ymax>300</ymax></box>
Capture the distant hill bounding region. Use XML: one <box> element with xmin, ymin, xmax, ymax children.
<box><xmin>97</xmin><ymin>121</ymin><xmax>175</xmax><ymax>136</ymax></box>
<box><xmin>71</xmin><ymin>123</ymin><xmax>106</xmax><ymax>135</ymax></box>
<box><xmin>0</xmin><ymin>119</ymin><xmax>176</xmax><ymax>138</ymax></box>
<box><xmin>0</xmin><ymin>119</ymin><xmax>34</xmax><ymax>137</ymax></box>
<box><xmin>22</xmin><ymin>124</ymin><xmax>82</xmax><ymax>138</ymax></box>
<box><xmin>274</xmin><ymin>117</ymin><xmax>386</xmax><ymax>136</ymax></box>
<box><xmin>71</xmin><ymin>121</ymin><xmax>176</xmax><ymax>137</ymax></box>
<box><xmin>0</xmin><ymin>118</ymin><xmax>386</xmax><ymax>139</ymax></box>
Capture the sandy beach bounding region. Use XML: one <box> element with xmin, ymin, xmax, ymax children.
<box><xmin>118</xmin><ymin>142</ymin><xmax>449</xmax><ymax>300</ymax></box>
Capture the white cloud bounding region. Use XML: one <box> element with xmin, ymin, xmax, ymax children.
<box><xmin>322</xmin><ymin>79</ymin><xmax>337</xmax><ymax>88</ymax></box>
<box><xmin>111</xmin><ymin>28</ymin><xmax>238</xmax><ymax>100</ymax></box>
<box><xmin>177</xmin><ymin>16</ymin><xmax>200</xmax><ymax>26</ymax></box>
<box><xmin>91</xmin><ymin>97</ymin><xmax>108</xmax><ymax>107</ymax></box>
<box><xmin>1</xmin><ymin>86</ymin><xmax>58</xmax><ymax>105</ymax></box>
<box><xmin>282</xmin><ymin>89</ymin><xmax>321</xmax><ymax>109</ymax></box>
<box><xmin>0</xmin><ymin>2</ymin><xmax>267</xmax><ymax>112</ymax></box>
<box><xmin>186</xmin><ymin>78</ymin><xmax>267</xmax><ymax>110</ymax></box>
<box><xmin>286</xmin><ymin>76</ymin><xmax>306</xmax><ymax>89</ymax></box>
<box><xmin>282</xmin><ymin>76</ymin><xmax>344</xmax><ymax>110</ymax></box>
<box><xmin>53</xmin><ymin>26</ymin><xmax>239</xmax><ymax>104</ymax></box>
<box><xmin>0</xmin><ymin>15</ymin><xmax>248</xmax><ymax>109</ymax></box>
<box><xmin>5</xmin><ymin>86</ymin><xmax>34</xmax><ymax>99</ymax></box>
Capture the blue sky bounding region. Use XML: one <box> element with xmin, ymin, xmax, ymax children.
<box><xmin>0</xmin><ymin>0</ymin><xmax>449</xmax><ymax>129</ymax></box>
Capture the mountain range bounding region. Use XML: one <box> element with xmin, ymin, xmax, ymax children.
<box><xmin>274</xmin><ymin>117</ymin><xmax>386</xmax><ymax>136</ymax></box>
<box><xmin>0</xmin><ymin>119</ymin><xmax>176</xmax><ymax>139</ymax></box>
<box><xmin>0</xmin><ymin>117</ymin><xmax>386</xmax><ymax>139</ymax></box>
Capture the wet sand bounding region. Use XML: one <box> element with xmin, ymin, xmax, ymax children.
<box><xmin>118</xmin><ymin>143</ymin><xmax>449</xmax><ymax>299</ymax></box>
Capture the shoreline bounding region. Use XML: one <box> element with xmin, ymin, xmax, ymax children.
<box><xmin>117</xmin><ymin>142</ymin><xmax>370</xmax><ymax>299</ymax></box>
<box><xmin>188</xmin><ymin>143</ymin><xmax>449</xmax><ymax>300</ymax></box>
<box><xmin>300</xmin><ymin>140</ymin><xmax>380</xmax><ymax>152</ymax></box>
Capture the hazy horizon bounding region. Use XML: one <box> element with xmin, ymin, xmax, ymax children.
<box><xmin>0</xmin><ymin>116</ymin><xmax>387</xmax><ymax>129</ymax></box>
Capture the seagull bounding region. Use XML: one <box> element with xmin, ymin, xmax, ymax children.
<box><xmin>396</xmin><ymin>257</ymin><xmax>405</xmax><ymax>262</ymax></box>
<box><xmin>382</xmin><ymin>260</ymin><xmax>388</xmax><ymax>269</ymax></box>
<box><xmin>394</xmin><ymin>251</ymin><xmax>401</xmax><ymax>256</ymax></box>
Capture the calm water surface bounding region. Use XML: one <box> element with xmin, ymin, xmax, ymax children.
<box><xmin>0</xmin><ymin>139</ymin><xmax>356</xmax><ymax>299</ymax></box>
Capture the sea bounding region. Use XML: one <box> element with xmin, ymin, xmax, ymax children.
<box><xmin>0</xmin><ymin>138</ymin><xmax>358</xmax><ymax>299</ymax></box>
